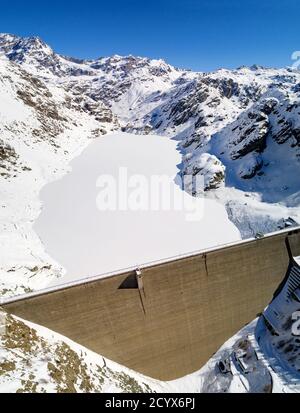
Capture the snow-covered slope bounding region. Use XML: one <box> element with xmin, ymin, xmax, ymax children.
<box><xmin>0</xmin><ymin>310</ymin><xmax>167</xmax><ymax>393</ymax></box>
<box><xmin>0</xmin><ymin>54</ymin><xmax>118</xmax><ymax>297</ymax></box>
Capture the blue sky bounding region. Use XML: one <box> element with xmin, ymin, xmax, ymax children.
<box><xmin>1</xmin><ymin>0</ymin><xmax>299</xmax><ymax>71</ymax></box>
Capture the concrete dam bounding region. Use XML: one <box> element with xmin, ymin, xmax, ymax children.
<box><xmin>2</xmin><ymin>227</ymin><xmax>300</xmax><ymax>381</ymax></box>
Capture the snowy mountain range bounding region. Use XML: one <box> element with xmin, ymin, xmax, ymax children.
<box><xmin>0</xmin><ymin>32</ymin><xmax>299</xmax><ymax>296</ymax></box>
<box><xmin>1</xmin><ymin>33</ymin><xmax>299</xmax><ymax>237</ymax></box>
<box><xmin>0</xmin><ymin>32</ymin><xmax>300</xmax><ymax>394</ymax></box>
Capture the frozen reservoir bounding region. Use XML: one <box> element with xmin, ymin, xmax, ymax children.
<box><xmin>34</xmin><ymin>133</ymin><xmax>240</xmax><ymax>284</ymax></box>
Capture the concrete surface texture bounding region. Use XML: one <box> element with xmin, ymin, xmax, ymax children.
<box><xmin>3</xmin><ymin>229</ymin><xmax>300</xmax><ymax>380</ymax></box>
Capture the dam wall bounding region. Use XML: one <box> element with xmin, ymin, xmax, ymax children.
<box><xmin>2</xmin><ymin>228</ymin><xmax>300</xmax><ymax>381</ymax></box>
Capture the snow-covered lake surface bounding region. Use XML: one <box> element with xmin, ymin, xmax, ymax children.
<box><xmin>34</xmin><ymin>132</ymin><xmax>240</xmax><ymax>284</ymax></box>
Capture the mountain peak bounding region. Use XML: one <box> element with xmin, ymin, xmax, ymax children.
<box><xmin>0</xmin><ymin>33</ymin><xmax>181</xmax><ymax>78</ymax></box>
<box><xmin>8</xmin><ymin>35</ymin><xmax>53</xmax><ymax>57</ymax></box>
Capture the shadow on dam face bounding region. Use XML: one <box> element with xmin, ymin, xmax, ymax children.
<box><xmin>2</xmin><ymin>228</ymin><xmax>300</xmax><ymax>381</ymax></box>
